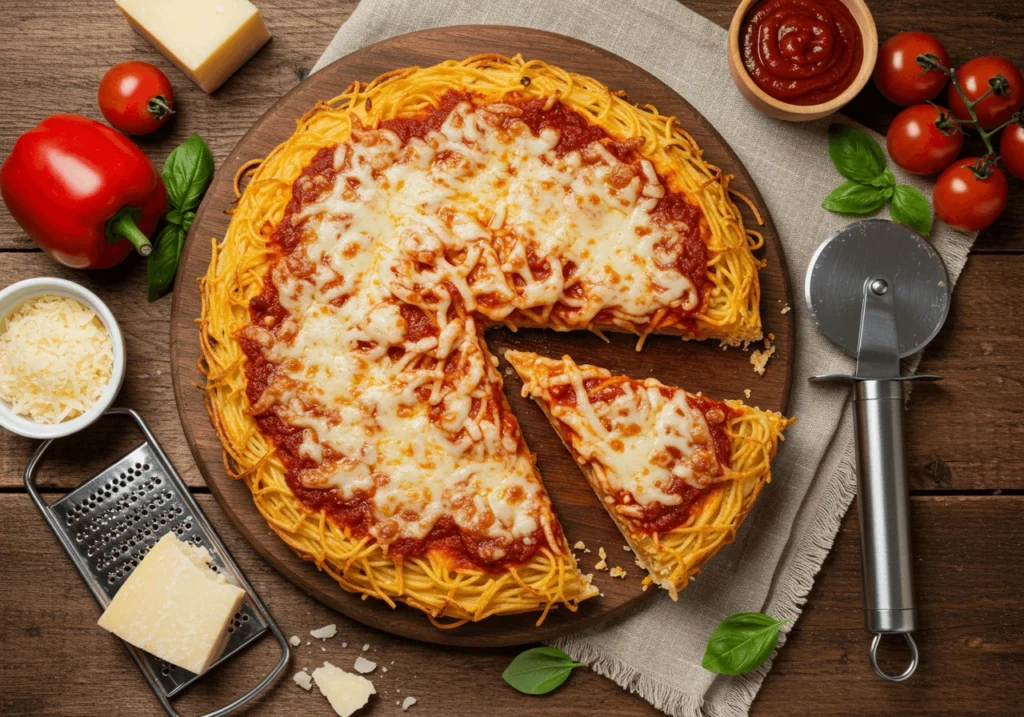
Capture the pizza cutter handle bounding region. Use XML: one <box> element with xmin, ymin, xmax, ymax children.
<box><xmin>854</xmin><ymin>379</ymin><xmax>918</xmax><ymax>682</ymax></box>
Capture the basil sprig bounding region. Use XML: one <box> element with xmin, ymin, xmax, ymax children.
<box><xmin>503</xmin><ymin>646</ymin><xmax>584</xmax><ymax>695</ymax></box>
<box><xmin>147</xmin><ymin>134</ymin><xmax>215</xmax><ymax>302</ymax></box>
<box><xmin>701</xmin><ymin>612</ymin><xmax>789</xmax><ymax>676</ymax></box>
<box><xmin>823</xmin><ymin>126</ymin><xmax>933</xmax><ymax>237</ymax></box>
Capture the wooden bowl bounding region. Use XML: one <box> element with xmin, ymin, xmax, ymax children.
<box><xmin>727</xmin><ymin>0</ymin><xmax>878</xmax><ymax>122</ymax></box>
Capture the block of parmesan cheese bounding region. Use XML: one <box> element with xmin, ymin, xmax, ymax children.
<box><xmin>115</xmin><ymin>0</ymin><xmax>271</xmax><ymax>93</ymax></box>
<box><xmin>97</xmin><ymin>532</ymin><xmax>246</xmax><ymax>674</ymax></box>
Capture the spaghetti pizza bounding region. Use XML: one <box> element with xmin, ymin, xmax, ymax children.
<box><xmin>200</xmin><ymin>54</ymin><xmax>769</xmax><ymax>625</ymax></box>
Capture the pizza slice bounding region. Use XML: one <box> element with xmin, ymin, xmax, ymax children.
<box><xmin>505</xmin><ymin>350</ymin><xmax>791</xmax><ymax>597</ymax></box>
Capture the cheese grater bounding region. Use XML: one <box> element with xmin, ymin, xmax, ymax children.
<box><xmin>24</xmin><ymin>407</ymin><xmax>290</xmax><ymax>717</ymax></box>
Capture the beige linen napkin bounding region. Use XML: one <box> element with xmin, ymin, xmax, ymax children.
<box><xmin>312</xmin><ymin>1</ymin><xmax>976</xmax><ymax>714</ymax></box>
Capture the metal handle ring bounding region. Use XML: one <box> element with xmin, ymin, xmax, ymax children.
<box><xmin>869</xmin><ymin>632</ymin><xmax>919</xmax><ymax>682</ymax></box>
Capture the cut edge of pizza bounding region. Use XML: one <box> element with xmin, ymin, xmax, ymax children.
<box><xmin>505</xmin><ymin>350</ymin><xmax>792</xmax><ymax>598</ymax></box>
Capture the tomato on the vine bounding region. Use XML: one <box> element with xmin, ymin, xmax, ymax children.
<box><xmin>947</xmin><ymin>56</ymin><xmax>1024</xmax><ymax>130</ymax></box>
<box><xmin>1000</xmin><ymin>123</ymin><xmax>1024</xmax><ymax>180</ymax></box>
<box><xmin>933</xmin><ymin>158</ymin><xmax>1008</xmax><ymax>231</ymax></box>
<box><xmin>886</xmin><ymin>105</ymin><xmax>963</xmax><ymax>175</ymax></box>
<box><xmin>873</xmin><ymin>32</ymin><xmax>949</xmax><ymax>106</ymax></box>
<box><xmin>98</xmin><ymin>61</ymin><xmax>174</xmax><ymax>136</ymax></box>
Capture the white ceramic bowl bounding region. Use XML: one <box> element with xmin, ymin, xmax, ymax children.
<box><xmin>0</xmin><ymin>278</ymin><xmax>126</xmax><ymax>440</ymax></box>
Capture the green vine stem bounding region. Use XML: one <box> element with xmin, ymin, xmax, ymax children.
<box><xmin>917</xmin><ymin>52</ymin><xmax>1022</xmax><ymax>178</ymax></box>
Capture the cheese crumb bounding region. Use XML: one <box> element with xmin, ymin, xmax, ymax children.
<box><xmin>382</xmin><ymin>666</ymin><xmax>388</xmax><ymax>673</ymax></box>
<box><xmin>744</xmin><ymin>388</ymin><xmax>752</xmax><ymax>398</ymax></box>
<box><xmin>750</xmin><ymin>344</ymin><xmax>776</xmax><ymax>375</ymax></box>
<box><xmin>289</xmin><ymin>635</ymin><xmax>302</xmax><ymax>647</ymax></box>
<box><xmin>293</xmin><ymin>671</ymin><xmax>313</xmax><ymax>690</ymax></box>
<box><xmin>609</xmin><ymin>566</ymin><xmax>627</xmax><ymax>578</ymax></box>
<box><xmin>781</xmin><ymin>305</ymin><xmax>791</xmax><ymax>314</ymax></box>
<box><xmin>573</xmin><ymin>541</ymin><xmax>586</xmax><ymax>550</ymax></box>
<box><xmin>311</xmin><ymin>624</ymin><xmax>337</xmax><ymax>640</ymax></box>
<box><xmin>342</xmin><ymin>642</ymin><xmax>348</xmax><ymax>648</ymax></box>
<box><xmin>362</xmin><ymin>643</ymin><xmax>370</xmax><ymax>652</ymax></box>
<box><xmin>402</xmin><ymin>696</ymin><xmax>418</xmax><ymax>711</ymax></box>
<box><xmin>598</xmin><ymin>547</ymin><xmax>607</xmax><ymax>559</ymax></box>
<box><xmin>312</xmin><ymin>662</ymin><xmax>375</xmax><ymax>717</ymax></box>
<box><xmin>584</xmin><ymin>548</ymin><xmax>591</xmax><ymax>554</ymax></box>
<box><xmin>595</xmin><ymin>559</ymin><xmax>608</xmax><ymax>571</ymax></box>
<box><xmin>622</xmin><ymin>545</ymin><xmax>631</xmax><ymax>552</ymax></box>
<box><xmin>0</xmin><ymin>294</ymin><xmax>114</xmax><ymax>424</ymax></box>
<box><xmin>353</xmin><ymin>656</ymin><xmax>377</xmax><ymax>674</ymax></box>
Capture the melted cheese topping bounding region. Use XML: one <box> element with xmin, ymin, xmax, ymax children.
<box><xmin>246</xmin><ymin>99</ymin><xmax>706</xmax><ymax>561</ymax></box>
<box><xmin>0</xmin><ymin>295</ymin><xmax>113</xmax><ymax>424</ymax></box>
<box><xmin>510</xmin><ymin>352</ymin><xmax>726</xmax><ymax>512</ymax></box>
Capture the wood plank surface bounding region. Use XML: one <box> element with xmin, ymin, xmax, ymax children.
<box><xmin>3</xmin><ymin>493</ymin><xmax>1020</xmax><ymax>715</ymax></box>
<box><xmin>1</xmin><ymin>0</ymin><xmax>1023</xmax><ymax>714</ymax></box>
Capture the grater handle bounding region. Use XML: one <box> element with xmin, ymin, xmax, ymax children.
<box><xmin>853</xmin><ymin>380</ymin><xmax>918</xmax><ymax>682</ymax></box>
<box><xmin>190</xmin><ymin>631</ymin><xmax>291</xmax><ymax>717</ymax></box>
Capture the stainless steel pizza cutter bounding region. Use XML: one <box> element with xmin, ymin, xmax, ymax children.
<box><xmin>805</xmin><ymin>219</ymin><xmax>951</xmax><ymax>682</ymax></box>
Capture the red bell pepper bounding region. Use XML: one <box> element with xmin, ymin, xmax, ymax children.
<box><xmin>0</xmin><ymin>114</ymin><xmax>166</xmax><ymax>269</ymax></box>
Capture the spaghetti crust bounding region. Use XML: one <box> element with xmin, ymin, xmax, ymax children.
<box><xmin>200</xmin><ymin>55</ymin><xmax>766</xmax><ymax>625</ymax></box>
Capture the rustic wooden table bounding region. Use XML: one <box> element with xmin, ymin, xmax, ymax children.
<box><xmin>1</xmin><ymin>1</ymin><xmax>1021</xmax><ymax>715</ymax></box>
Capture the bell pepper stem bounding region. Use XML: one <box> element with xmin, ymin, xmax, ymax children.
<box><xmin>106</xmin><ymin>208</ymin><xmax>152</xmax><ymax>256</ymax></box>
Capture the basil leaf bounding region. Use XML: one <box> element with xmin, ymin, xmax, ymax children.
<box><xmin>869</xmin><ymin>168</ymin><xmax>896</xmax><ymax>199</ymax></box>
<box><xmin>890</xmin><ymin>184</ymin><xmax>933</xmax><ymax>236</ymax></box>
<box><xmin>147</xmin><ymin>224</ymin><xmax>186</xmax><ymax>302</ymax></box>
<box><xmin>165</xmin><ymin>208</ymin><xmax>185</xmax><ymax>227</ymax></box>
<box><xmin>702</xmin><ymin>613</ymin><xmax>789</xmax><ymax>676</ymax></box>
<box><xmin>163</xmin><ymin>133</ymin><xmax>215</xmax><ymax>212</ymax></box>
<box><xmin>822</xmin><ymin>181</ymin><xmax>887</xmax><ymax>215</ymax></box>
<box><xmin>828</xmin><ymin>125</ymin><xmax>887</xmax><ymax>184</ymax></box>
<box><xmin>503</xmin><ymin>647</ymin><xmax>584</xmax><ymax>695</ymax></box>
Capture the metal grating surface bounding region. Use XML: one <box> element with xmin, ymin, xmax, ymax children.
<box><xmin>49</xmin><ymin>442</ymin><xmax>268</xmax><ymax>697</ymax></box>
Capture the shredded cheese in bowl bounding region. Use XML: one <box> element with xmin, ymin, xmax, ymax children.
<box><xmin>0</xmin><ymin>294</ymin><xmax>114</xmax><ymax>424</ymax></box>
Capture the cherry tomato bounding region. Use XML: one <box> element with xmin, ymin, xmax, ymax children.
<box><xmin>947</xmin><ymin>56</ymin><xmax>1024</xmax><ymax>130</ymax></box>
<box><xmin>1000</xmin><ymin>122</ymin><xmax>1024</xmax><ymax>179</ymax></box>
<box><xmin>873</xmin><ymin>32</ymin><xmax>949</xmax><ymax>106</ymax></box>
<box><xmin>933</xmin><ymin>158</ymin><xmax>1008</xmax><ymax>232</ymax></box>
<box><xmin>886</xmin><ymin>105</ymin><xmax>964</xmax><ymax>175</ymax></box>
<box><xmin>98</xmin><ymin>61</ymin><xmax>174</xmax><ymax>136</ymax></box>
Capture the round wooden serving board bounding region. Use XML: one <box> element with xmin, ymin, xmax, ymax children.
<box><xmin>170</xmin><ymin>26</ymin><xmax>794</xmax><ymax>647</ymax></box>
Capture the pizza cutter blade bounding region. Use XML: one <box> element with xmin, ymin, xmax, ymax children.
<box><xmin>805</xmin><ymin>219</ymin><xmax>951</xmax><ymax>682</ymax></box>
